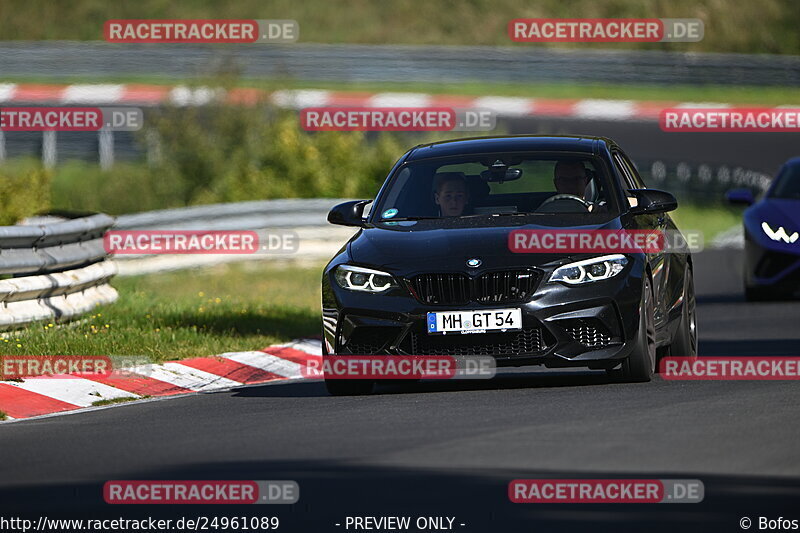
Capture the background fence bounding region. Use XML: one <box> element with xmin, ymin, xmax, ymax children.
<box><xmin>1</xmin><ymin>42</ymin><xmax>799</xmax><ymax>86</ymax></box>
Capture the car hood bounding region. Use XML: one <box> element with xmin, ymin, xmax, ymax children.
<box><xmin>349</xmin><ymin>218</ymin><xmax>623</xmax><ymax>269</ymax></box>
<box><xmin>746</xmin><ymin>198</ymin><xmax>800</xmax><ymax>251</ymax></box>
<box><xmin>751</xmin><ymin>198</ymin><xmax>800</xmax><ymax>227</ymax></box>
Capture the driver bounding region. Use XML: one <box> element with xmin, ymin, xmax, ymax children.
<box><xmin>552</xmin><ymin>160</ymin><xmax>607</xmax><ymax>212</ymax></box>
<box><xmin>553</xmin><ymin>160</ymin><xmax>590</xmax><ymax>197</ymax></box>
<box><xmin>434</xmin><ymin>173</ymin><xmax>470</xmax><ymax>217</ymax></box>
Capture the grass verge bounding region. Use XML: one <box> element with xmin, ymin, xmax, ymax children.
<box><xmin>671</xmin><ymin>203</ymin><xmax>743</xmax><ymax>244</ymax></box>
<box><xmin>91</xmin><ymin>396</ymin><xmax>148</xmax><ymax>407</ymax></box>
<box><xmin>3</xmin><ymin>76</ymin><xmax>799</xmax><ymax>106</ymax></box>
<box><xmin>6</xmin><ymin>260</ymin><xmax>325</xmax><ymax>361</ymax></box>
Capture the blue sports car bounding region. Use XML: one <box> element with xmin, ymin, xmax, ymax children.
<box><xmin>727</xmin><ymin>157</ymin><xmax>800</xmax><ymax>301</ymax></box>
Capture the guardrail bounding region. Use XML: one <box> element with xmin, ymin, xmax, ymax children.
<box><xmin>115</xmin><ymin>198</ymin><xmax>340</xmax><ymax>231</ymax></box>
<box><xmin>112</xmin><ymin>199</ymin><xmax>355</xmax><ymax>276</ymax></box>
<box><xmin>0</xmin><ymin>214</ymin><xmax>118</xmax><ymax>330</ymax></box>
<box><xmin>1</xmin><ymin>42</ymin><xmax>798</xmax><ymax>86</ymax></box>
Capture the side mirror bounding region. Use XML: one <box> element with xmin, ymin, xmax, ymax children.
<box><xmin>726</xmin><ymin>188</ymin><xmax>755</xmax><ymax>206</ymax></box>
<box><xmin>627</xmin><ymin>189</ymin><xmax>678</xmax><ymax>214</ymax></box>
<box><xmin>327</xmin><ymin>200</ymin><xmax>371</xmax><ymax>227</ymax></box>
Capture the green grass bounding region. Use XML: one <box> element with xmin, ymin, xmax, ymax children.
<box><xmin>91</xmin><ymin>396</ymin><xmax>147</xmax><ymax>407</ymax></box>
<box><xmin>670</xmin><ymin>203</ymin><xmax>742</xmax><ymax>242</ymax></box>
<box><xmin>4</xmin><ymin>76</ymin><xmax>800</xmax><ymax>106</ymax></box>
<box><xmin>1</xmin><ymin>0</ymin><xmax>798</xmax><ymax>54</ymax></box>
<box><xmin>0</xmin><ymin>411</ymin><xmax>7</xmax><ymax>421</ymax></box>
<box><xmin>5</xmin><ymin>261</ymin><xmax>324</xmax><ymax>361</ymax></box>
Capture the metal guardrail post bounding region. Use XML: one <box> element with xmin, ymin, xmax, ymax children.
<box><xmin>42</xmin><ymin>131</ymin><xmax>57</xmax><ymax>169</ymax></box>
<box><xmin>99</xmin><ymin>128</ymin><xmax>114</xmax><ymax>170</ymax></box>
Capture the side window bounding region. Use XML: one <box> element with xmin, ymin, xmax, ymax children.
<box><xmin>612</xmin><ymin>151</ymin><xmax>637</xmax><ymax>189</ymax></box>
<box><xmin>617</xmin><ymin>150</ymin><xmax>646</xmax><ymax>189</ymax></box>
<box><xmin>612</xmin><ymin>151</ymin><xmax>640</xmax><ymax>208</ymax></box>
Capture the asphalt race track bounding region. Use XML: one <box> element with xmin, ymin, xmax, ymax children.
<box><xmin>507</xmin><ymin>116</ymin><xmax>800</xmax><ymax>174</ymax></box>
<box><xmin>1</xmin><ymin>249</ymin><xmax>799</xmax><ymax>532</ymax></box>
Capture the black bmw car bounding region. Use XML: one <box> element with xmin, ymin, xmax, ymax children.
<box><xmin>322</xmin><ymin>135</ymin><xmax>697</xmax><ymax>395</ymax></box>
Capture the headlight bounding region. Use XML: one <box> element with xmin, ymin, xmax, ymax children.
<box><xmin>549</xmin><ymin>254</ymin><xmax>628</xmax><ymax>285</ymax></box>
<box><xmin>762</xmin><ymin>222</ymin><xmax>799</xmax><ymax>243</ymax></box>
<box><xmin>334</xmin><ymin>265</ymin><xmax>397</xmax><ymax>292</ymax></box>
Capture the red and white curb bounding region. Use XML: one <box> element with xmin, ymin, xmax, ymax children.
<box><xmin>0</xmin><ymin>82</ymin><xmax>738</xmax><ymax>121</ymax></box>
<box><xmin>0</xmin><ymin>339</ymin><xmax>321</xmax><ymax>422</ymax></box>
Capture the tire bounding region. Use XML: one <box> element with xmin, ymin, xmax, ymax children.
<box><xmin>321</xmin><ymin>343</ymin><xmax>375</xmax><ymax>396</ymax></box>
<box><xmin>664</xmin><ymin>268</ymin><xmax>698</xmax><ymax>361</ymax></box>
<box><xmin>324</xmin><ymin>378</ymin><xmax>375</xmax><ymax>396</ymax></box>
<box><xmin>618</xmin><ymin>276</ymin><xmax>656</xmax><ymax>383</ymax></box>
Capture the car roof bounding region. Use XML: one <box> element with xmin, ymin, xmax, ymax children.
<box><xmin>405</xmin><ymin>135</ymin><xmax>615</xmax><ymax>161</ymax></box>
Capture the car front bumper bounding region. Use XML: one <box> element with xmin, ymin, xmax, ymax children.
<box><xmin>322</xmin><ymin>258</ymin><xmax>646</xmax><ymax>370</ymax></box>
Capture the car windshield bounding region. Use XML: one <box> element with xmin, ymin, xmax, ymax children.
<box><xmin>373</xmin><ymin>153</ymin><xmax>619</xmax><ymax>222</ymax></box>
<box><xmin>769</xmin><ymin>164</ymin><xmax>800</xmax><ymax>200</ymax></box>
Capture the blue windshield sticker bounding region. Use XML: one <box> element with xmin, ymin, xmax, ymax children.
<box><xmin>382</xmin><ymin>208</ymin><xmax>399</xmax><ymax>219</ymax></box>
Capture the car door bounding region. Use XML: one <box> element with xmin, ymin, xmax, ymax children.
<box><xmin>612</xmin><ymin>149</ymin><xmax>670</xmax><ymax>332</ymax></box>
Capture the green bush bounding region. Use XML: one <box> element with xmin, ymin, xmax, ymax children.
<box><xmin>50</xmin><ymin>160</ymin><xmax>188</xmax><ymax>215</ymax></box>
<box><xmin>0</xmin><ymin>159</ymin><xmax>51</xmax><ymax>225</ymax></box>
<box><xmin>147</xmin><ymin>103</ymin><xmax>405</xmax><ymax>205</ymax></box>
<box><xmin>42</xmin><ymin>103</ymin><xmax>407</xmax><ymax>214</ymax></box>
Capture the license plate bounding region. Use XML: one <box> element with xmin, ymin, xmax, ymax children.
<box><xmin>427</xmin><ymin>308</ymin><xmax>522</xmax><ymax>335</ymax></box>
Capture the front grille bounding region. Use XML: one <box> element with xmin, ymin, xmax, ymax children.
<box><xmin>344</xmin><ymin>326</ymin><xmax>399</xmax><ymax>354</ymax></box>
<box><xmin>409</xmin><ymin>269</ymin><xmax>540</xmax><ymax>305</ymax></box>
<box><xmin>475</xmin><ymin>270</ymin><xmax>538</xmax><ymax>304</ymax></box>
<box><xmin>410</xmin><ymin>273</ymin><xmax>470</xmax><ymax>305</ymax></box>
<box><xmin>408</xmin><ymin>328</ymin><xmax>546</xmax><ymax>357</ymax></box>
<box><xmin>562</xmin><ymin>319</ymin><xmax>613</xmax><ymax>348</ymax></box>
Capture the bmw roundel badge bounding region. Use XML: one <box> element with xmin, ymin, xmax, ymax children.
<box><xmin>466</xmin><ymin>258</ymin><xmax>482</xmax><ymax>268</ymax></box>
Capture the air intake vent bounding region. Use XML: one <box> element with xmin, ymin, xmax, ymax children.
<box><xmin>410</xmin><ymin>269</ymin><xmax>540</xmax><ymax>305</ymax></box>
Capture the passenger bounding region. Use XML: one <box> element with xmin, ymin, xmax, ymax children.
<box><xmin>433</xmin><ymin>173</ymin><xmax>470</xmax><ymax>217</ymax></box>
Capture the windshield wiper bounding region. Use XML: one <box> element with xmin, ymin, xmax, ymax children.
<box><xmin>458</xmin><ymin>212</ymin><xmax>534</xmax><ymax>219</ymax></box>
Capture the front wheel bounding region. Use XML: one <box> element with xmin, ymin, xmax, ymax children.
<box><xmin>617</xmin><ymin>277</ymin><xmax>656</xmax><ymax>383</ymax></box>
<box><xmin>665</xmin><ymin>268</ymin><xmax>698</xmax><ymax>361</ymax></box>
<box><xmin>321</xmin><ymin>344</ymin><xmax>375</xmax><ymax>395</ymax></box>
